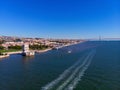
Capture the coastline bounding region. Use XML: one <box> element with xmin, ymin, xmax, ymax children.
<box><xmin>54</xmin><ymin>41</ymin><xmax>86</xmax><ymax>49</ymax></box>
<box><xmin>0</xmin><ymin>51</ymin><xmax>22</xmax><ymax>59</ymax></box>
<box><xmin>0</xmin><ymin>49</ymin><xmax>52</xmax><ymax>59</ymax></box>
<box><xmin>7</xmin><ymin>51</ymin><xmax>22</xmax><ymax>55</ymax></box>
<box><xmin>34</xmin><ymin>48</ymin><xmax>52</xmax><ymax>53</ymax></box>
<box><xmin>0</xmin><ymin>42</ymin><xmax>84</xmax><ymax>59</ymax></box>
<box><xmin>0</xmin><ymin>54</ymin><xmax>9</xmax><ymax>59</ymax></box>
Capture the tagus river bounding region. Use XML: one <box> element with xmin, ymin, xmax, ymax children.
<box><xmin>0</xmin><ymin>41</ymin><xmax>120</xmax><ymax>90</ymax></box>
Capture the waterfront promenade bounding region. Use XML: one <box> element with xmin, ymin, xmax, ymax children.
<box><xmin>0</xmin><ymin>42</ymin><xmax>81</xmax><ymax>59</ymax></box>
<box><xmin>0</xmin><ymin>49</ymin><xmax>49</xmax><ymax>59</ymax></box>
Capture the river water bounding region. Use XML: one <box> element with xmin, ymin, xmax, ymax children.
<box><xmin>0</xmin><ymin>41</ymin><xmax>120</xmax><ymax>90</ymax></box>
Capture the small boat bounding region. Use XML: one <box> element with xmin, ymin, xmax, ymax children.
<box><xmin>68</xmin><ymin>50</ymin><xmax>72</xmax><ymax>53</ymax></box>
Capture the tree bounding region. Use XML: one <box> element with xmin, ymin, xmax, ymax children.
<box><xmin>8</xmin><ymin>45</ymin><xmax>22</xmax><ymax>50</ymax></box>
<box><xmin>0</xmin><ymin>46</ymin><xmax>4</xmax><ymax>50</ymax></box>
<box><xmin>29</xmin><ymin>44</ymin><xmax>49</xmax><ymax>50</ymax></box>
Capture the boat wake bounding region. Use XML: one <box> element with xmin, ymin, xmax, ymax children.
<box><xmin>41</xmin><ymin>49</ymin><xmax>96</xmax><ymax>90</ymax></box>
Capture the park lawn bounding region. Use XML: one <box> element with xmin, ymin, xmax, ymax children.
<box><xmin>0</xmin><ymin>49</ymin><xmax>21</xmax><ymax>53</ymax></box>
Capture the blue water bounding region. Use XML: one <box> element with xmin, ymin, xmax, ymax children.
<box><xmin>0</xmin><ymin>41</ymin><xmax>120</xmax><ymax>90</ymax></box>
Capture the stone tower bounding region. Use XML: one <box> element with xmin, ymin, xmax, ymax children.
<box><xmin>22</xmin><ymin>44</ymin><xmax>29</xmax><ymax>53</ymax></box>
<box><xmin>22</xmin><ymin>44</ymin><xmax>34</xmax><ymax>56</ymax></box>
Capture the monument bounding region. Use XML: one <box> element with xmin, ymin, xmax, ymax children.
<box><xmin>22</xmin><ymin>44</ymin><xmax>35</xmax><ymax>56</ymax></box>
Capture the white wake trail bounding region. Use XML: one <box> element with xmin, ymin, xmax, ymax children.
<box><xmin>56</xmin><ymin>50</ymin><xmax>95</xmax><ymax>90</ymax></box>
<box><xmin>65</xmin><ymin>50</ymin><xmax>96</xmax><ymax>90</ymax></box>
<box><xmin>41</xmin><ymin>53</ymin><xmax>86</xmax><ymax>90</ymax></box>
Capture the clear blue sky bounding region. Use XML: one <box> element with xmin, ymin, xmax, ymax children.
<box><xmin>0</xmin><ymin>0</ymin><xmax>120</xmax><ymax>39</ymax></box>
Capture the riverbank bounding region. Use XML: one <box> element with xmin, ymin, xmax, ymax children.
<box><xmin>0</xmin><ymin>48</ymin><xmax>52</xmax><ymax>59</ymax></box>
<box><xmin>0</xmin><ymin>42</ymin><xmax>85</xmax><ymax>59</ymax></box>
<box><xmin>52</xmin><ymin>41</ymin><xmax>85</xmax><ymax>50</ymax></box>
<box><xmin>0</xmin><ymin>54</ymin><xmax>9</xmax><ymax>59</ymax></box>
<box><xmin>34</xmin><ymin>48</ymin><xmax>52</xmax><ymax>53</ymax></box>
<box><xmin>7</xmin><ymin>51</ymin><xmax>22</xmax><ymax>55</ymax></box>
<box><xmin>0</xmin><ymin>51</ymin><xmax>22</xmax><ymax>59</ymax></box>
